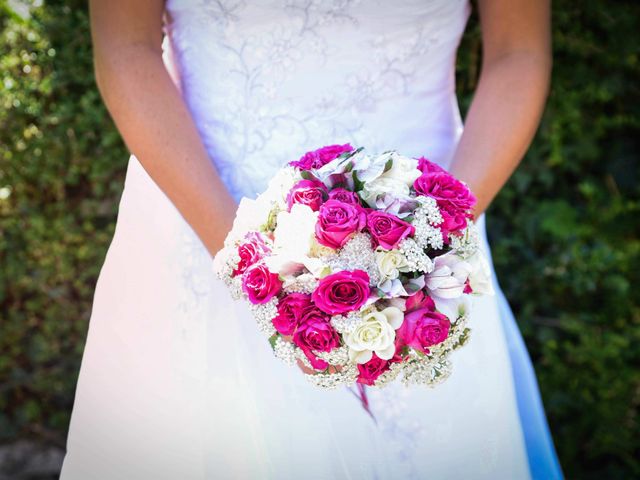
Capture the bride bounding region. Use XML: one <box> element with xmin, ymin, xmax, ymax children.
<box><xmin>60</xmin><ymin>0</ymin><xmax>563</xmax><ymax>478</ymax></box>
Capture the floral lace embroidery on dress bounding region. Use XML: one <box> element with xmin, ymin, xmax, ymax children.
<box><xmin>164</xmin><ymin>0</ymin><xmax>466</xmax><ymax>201</ymax></box>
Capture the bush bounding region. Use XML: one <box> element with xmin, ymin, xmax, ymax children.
<box><xmin>0</xmin><ymin>0</ymin><xmax>128</xmax><ymax>447</ymax></box>
<box><xmin>0</xmin><ymin>1</ymin><xmax>638</xmax><ymax>478</ymax></box>
<box><xmin>458</xmin><ymin>3</ymin><xmax>640</xmax><ymax>478</ymax></box>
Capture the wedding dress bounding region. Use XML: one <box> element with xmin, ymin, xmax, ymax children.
<box><xmin>60</xmin><ymin>0</ymin><xmax>564</xmax><ymax>478</ymax></box>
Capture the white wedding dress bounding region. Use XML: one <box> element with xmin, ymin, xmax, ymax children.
<box><xmin>60</xmin><ymin>1</ymin><xmax>563</xmax><ymax>479</ymax></box>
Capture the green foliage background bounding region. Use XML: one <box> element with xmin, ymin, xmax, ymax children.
<box><xmin>0</xmin><ymin>1</ymin><xmax>638</xmax><ymax>478</ymax></box>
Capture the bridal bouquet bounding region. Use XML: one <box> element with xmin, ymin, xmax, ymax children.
<box><xmin>213</xmin><ymin>144</ymin><xmax>494</xmax><ymax>389</ymax></box>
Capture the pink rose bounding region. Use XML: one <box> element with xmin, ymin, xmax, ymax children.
<box><xmin>440</xmin><ymin>209</ymin><xmax>469</xmax><ymax>238</ymax></box>
<box><xmin>405</xmin><ymin>290</ymin><xmax>436</xmax><ymax>313</ymax></box>
<box><xmin>416</xmin><ymin>156</ymin><xmax>447</xmax><ymax>175</ymax></box>
<box><xmin>292</xmin><ymin>307</ymin><xmax>341</xmax><ymax>370</ymax></box>
<box><xmin>312</xmin><ymin>269</ymin><xmax>370</xmax><ymax>315</ymax></box>
<box><xmin>413</xmin><ymin>172</ymin><xmax>476</xmax><ymax>218</ymax></box>
<box><xmin>328</xmin><ymin>188</ymin><xmax>361</xmax><ymax>205</ymax></box>
<box><xmin>232</xmin><ymin>232</ymin><xmax>270</xmax><ymax>277</ymax></box>
<box><xmin>315</xmin><ymin>199</ymin><xmax>367</xmax><ymax>249</ymax></box>
<box><xmin>366</xmin><ymin>210</ymin><xmax>415</xmax><ymax>250</ymax></box>
<box><xmin>356</xmin><ymin>348</ymin><xmax>404</xmax><ymax>385</ymax></box>
<box><xmin>286</xmin><ymin>179</ymin><xmax>327</xmax><ymax>212</ymax></box>
<box><xmin>356</xmin><ymin>353</ymin><xmax>391</xmax><ymax>386</ymax></box>
<box><xmin>289</xmin><ymin>143</ymin><xmax>354</xmax><ymax>170</ymax></box>
<box><xmin>272</xmin><ymin>293</ymin><xmax>313</xmax><ymax>336</ymax></box>
<box><xmin>242</xmin><ymin>262</ymin><xmax>282</xmax><ymax>304</ymax></box>
<box><xmin>397</xmin><ymin>307</ymin><xmax>450</xmax><ymax>354</ymax></box>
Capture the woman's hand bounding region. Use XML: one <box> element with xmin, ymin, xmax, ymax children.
<box><xmin>295</xmin><ymin>358</ymin><xmax>343</xmax><ymax>375</ymax></box>
<box><xmin>295</xmin><ymin>358</ymin><xmax>318</xmax><ymax>375</ymax></box>
<box><xmin>89</xmin><ymin>0</ymin><xmax>237</xmax><ymax>258</ymax></box>
<box><xmin>449</xmin><ymin>0</ymin><xmax>552</xmax><ymax>218</ymax></box>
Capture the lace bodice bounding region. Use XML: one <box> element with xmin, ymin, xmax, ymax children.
<box><xmin>164</xmin><ymin>0</ymin><xmax>470</xmax><ymax>201</ymax></box>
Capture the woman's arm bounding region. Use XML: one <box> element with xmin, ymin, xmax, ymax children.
<box><xmin>449</xmin><ymin>0</ymin><xmax>552</xmax><ymax>217</ymax></box>
<box><xmin>89</xmin><ymin>0</ymin><xmax>236</xmax><ymax>258</ymax></box>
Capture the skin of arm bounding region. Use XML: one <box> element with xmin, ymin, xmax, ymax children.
<box><xmin>89</xmin><ymin>0</ymin><xmax>237</xmax><ymax>259</ymax></box>
<box><xmin>449</xmin><ymin>0</ymin><xmax>553</xmax><ymax>218</ymax></box>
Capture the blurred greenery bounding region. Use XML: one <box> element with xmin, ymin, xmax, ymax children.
<box><xmin>0</xmin><ymin>0</ymin><xmax>638</xmax><ymax>478</ymax></box>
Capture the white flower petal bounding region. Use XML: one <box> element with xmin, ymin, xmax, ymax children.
<box><xmin>267</xmin><ymin>204</ymin><xmax>320</xmax><ymax>276</ymax></box>
<box><xmin>376</xmin><ymin>343</ymin><xmax>396</xmax><ymax>360</ymax></box>
<box><xmin>349</xmin><ymin>348</ymin><xmax>373</xmax><ymax>364</ymax></box>
<box><xmin>225</xmin><ymin>197</ymin><xmax>273</xmax><ymax>246</ymax></box>
<box><xmin>467</xmin><ymin>251</ymin><xmax>495</xmax><ymax>295</ymax></box>
<box><xmin>388</xmin><ymin>297</ymin><xmax>407</xmax><ymax>311</ymax></box>
<box><xmin>433</xmin><ymin>296</ymin><xmax>470</xmax><ymax>323</ymax></box>
<box><xmin>381</xmin><ymin>306</ymin><xmax>404</xmax><ymax>329</ymax></box>
<box><xmin>426</xmin><ymin>252</ymin><xmax>472</xmax><ymax>299</ymax></box>
<box><xmin>212</xmin><ymin>245</ymin><xmax>234</xmax><ymax>276</ymax></box>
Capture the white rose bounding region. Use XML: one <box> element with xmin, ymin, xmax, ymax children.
<box><xmin>425</xmin><ymin>252</ymin><xmax>472</xmax><ymax>299</ymax></box>
<box><xmin>467</xmin><ymin>251</ymin><xmax>495</xmax><ymax>295</ymax></box>
<box><xmin>361</xmin><ymin>176</ymin><xmax>410</xmax><ymax>208</ymax></box>
<box><xmin>344</xmin><ymin>306</ymin><xmax>404</xmax><ymax>364</ymax></box>
<box><xmin>379</xmin><ymin>153</ymin><xmax>422</xmax><ymax>186</ymax></box>
<box><xmin>375</xmin><ymin>249</ymin><xmax>411</xmax><ymax>282</ymax></box>
<box><xmin>264</xmin><ymin>203</ymin><xmax>319</xmax><ymax>275</ymax></box>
